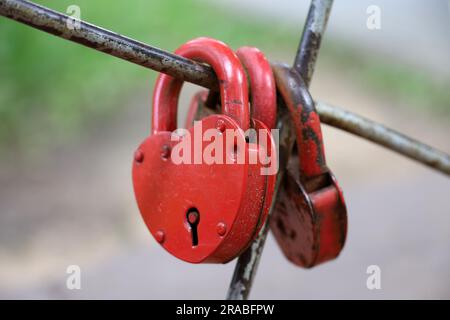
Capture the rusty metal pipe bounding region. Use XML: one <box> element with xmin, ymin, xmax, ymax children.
<box><xmin>316</xmin><ymin>101</ymin><xmax>450</xmax><ymax>175</ymax></box>
<box><xmin>294</xmin><ymin>0</ymin><xmax>334</xmax><ymax>86</ymax></box>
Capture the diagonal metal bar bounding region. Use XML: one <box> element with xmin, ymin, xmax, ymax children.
<box><xmin>226</xmin><ymin>105</ymin><xmax>295</xmax><ymax>300</ymax></box>
<box><xmin>294</xmin><ymin>0</ymin><xmax>333</xmax><ymax>86</ymax></box>
<box><xmin>227</xmin><ymin>0</ymin><xmax>335</xmax><ymax>300</ymax></box>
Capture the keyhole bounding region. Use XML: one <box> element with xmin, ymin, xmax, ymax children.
<box><xmin>186</xmin><ymin>208</ymin><xmax>200</xmax><ymax>247</ymax></box>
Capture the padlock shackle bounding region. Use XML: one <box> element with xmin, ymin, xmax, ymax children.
<box><xmin>152</xmin><ymin>37</ymin><xmax>250</xmax><ymax>134</ymax></box>
<box><xmin>273</xmin><ymin>64</ymin><xmax>328</xmax><ymax>179</ymax></box>
<box><xmin>236</xmin><ymin>47</ymin><xmax>276</xmax><ymax>129</ymax></box>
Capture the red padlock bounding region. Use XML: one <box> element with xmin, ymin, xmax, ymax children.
<box><xmin>185</xmin><ymin>46</ymin><xmax>278</xmax><ymax>235</ymax></box>
<box><xmin>235</xmin><ymin>46</ymin><xmax>277</xmax><ymax>234</ymax></box>
<box><xmin>132</xmin><ymin>38</ymin><xmax>274</xmax><ymax>263</ymax></box>
<box><xmin>270</xmin><ymin>64</ymin><xmax>347</xmax><ymax>268</ymax></box>
<box><xmin>185</xmin><ymin>48</ymin><xmax>277</xmax><ymax>130</ymax></box>
<box><xmin>235</xmin><ymin>47</ymin><xmax>277</xmax><ymax>130</ymax></box>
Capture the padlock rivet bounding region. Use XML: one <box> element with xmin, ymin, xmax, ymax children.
<box><xmin>216</xmin><ymin>222</ymin><xmax>227</xmax><ymax>236</ymax></box>
<box><xmin>161</xmin><ymin>145</ymin><xmax>171</xmax><ymax>159</ymax></box>
<box><xmin>134</xmin><ymin>149</ymin><xmax>144</xmax><ymax>163</ymax></box>
<box><xmin>216</xmin><ymin>119</ymin><xmax>226</xmax><ymax>133</ymax></box>
<box><xmin>155</xmin><ymin>230</ymin><xmax>165</xmax><ymax>243</ymax></box>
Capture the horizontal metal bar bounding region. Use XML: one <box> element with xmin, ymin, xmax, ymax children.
<box><xmin>0</xmin><ymin>0</ymin><xmax>219</xmax><ymax>90</ymax></box>
<box><xmin>0</xmin><ymin>0</ymin><xmax>449</xmax><ymax>176</ymax></box>
<box><xmin>316</xmin><ymin>101</ymin><xmax>450</xmax><ymax>175</ymax></box>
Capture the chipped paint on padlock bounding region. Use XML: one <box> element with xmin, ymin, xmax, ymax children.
<box><xmin>270</xmin><ymin>63</ymin><xmax>347</xmax><ymax>268</ymax></box>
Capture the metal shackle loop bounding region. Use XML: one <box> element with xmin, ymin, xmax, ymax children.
<box><xmin>273</xmin><ymin>63</ymin><xmax>327</xmax><ymax>179</ymax></box>
<box><xmin>152</xmin><ymin>37</ymin><xmax>250</xmax><ymax>134</ymax></box>
<box><xmin>236</xmin><ymin>46</ymin><xmax>276</xmax><ymax>129</ymax></box>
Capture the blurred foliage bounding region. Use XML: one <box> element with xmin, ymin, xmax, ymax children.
<box><xmin>0</xmin><ymin>0</ymin><xmax>448</xmax><ymax>152</ymax></box>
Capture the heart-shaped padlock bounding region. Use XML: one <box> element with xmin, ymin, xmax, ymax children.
<box><xmin>132</xmin><ymin>38</ymin><xmax>275</xmax><ymax>263</ymax></box>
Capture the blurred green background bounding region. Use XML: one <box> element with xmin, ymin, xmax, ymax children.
<box><xmin>0</xmin><ymin>0</ymin><xmax>448</xmax><ymax>153</ymax></box>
